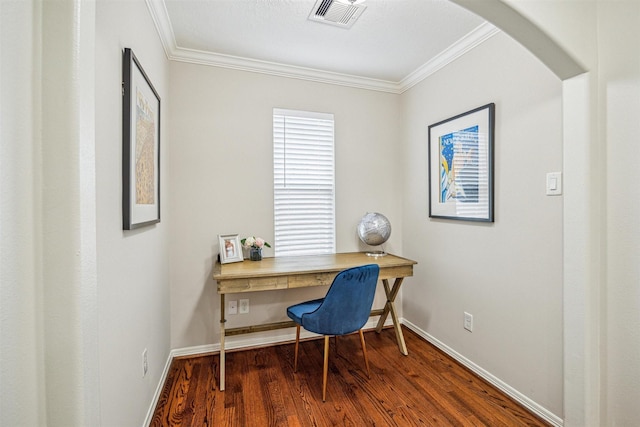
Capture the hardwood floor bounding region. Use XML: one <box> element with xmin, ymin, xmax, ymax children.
<box><xmin>151</xmin><ymin>327</ymin><xmax>551</xmax><ymax>426</ymax></box>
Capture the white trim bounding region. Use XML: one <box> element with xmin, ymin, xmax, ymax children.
<box><xmin>401</xmin><ymin>319</ymin><xmax>564</xmax><ymax>427</ymax></box>
<box><xmin>142</xmin><ymin>351</ymin><xmax>174</xmax><ymax>427</ymax></box>
<box><xmin>172</xmin><ymin>317</ymin><xmax>391</xmax><ymax>358</ymax></box>
<box><xmin>144</xmin><ymin>0</ymin><xmax>177</xmax><ymax>58</ymax></box>
<box><xmin>144</xmin><ymin>0</ymin><xmax>499</xmax><ymax>94</ymax></box>
<box><xmin>168</xmin><ymin>47</ymin><xmax>401</xmax><ymax>93</ymax></box>
<box><xmin>273</xmin><ymin>108</ymin><xmax>334</xmax><ymax>121</ymax></box>
<box><xmin>398</xmin><ymin>22</ymin><xmax>500</xmax><ymax>93</ymax></box>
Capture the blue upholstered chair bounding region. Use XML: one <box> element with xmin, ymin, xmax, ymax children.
<box><xmin>286</xmin><ymin>264</ymin><xmax>380</xmax><ymax>401</ymax></box>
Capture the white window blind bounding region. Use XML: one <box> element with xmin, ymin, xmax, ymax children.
<box><xmin>273</xmin><ymin>108</ymin><xmax>335</xmax><ymax>256</ymax></box>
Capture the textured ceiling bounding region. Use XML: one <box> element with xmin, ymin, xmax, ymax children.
<box><xmin>155</xmin><ymin>0</ymin><xmax>492</xmax><ymax>91</ymax></box>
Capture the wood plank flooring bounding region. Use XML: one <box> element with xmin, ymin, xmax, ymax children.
<box><xmin>151</xmin><ymin>327</ymin><xmax>551</xmax><ymax>426</ymax></box>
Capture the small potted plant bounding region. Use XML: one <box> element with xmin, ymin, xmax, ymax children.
<box><xmin>241</xmin><ymin>236</ymin><xmax>271</xmax><ymax>261</ymax></box>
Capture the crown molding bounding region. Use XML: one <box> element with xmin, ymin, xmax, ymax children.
<box><xmin>146</xmin><ymin>0</ymin><xmax>178</xmax><ymax>57</ymax></box>
<box><xmin>145</xmin><ymin>0</ymin><xmax>499</xmax><ymax>94</ymax></box>
<box><xmin>398</xmin><ymin>22</ymin><xmax>500</xmax><ymax>93</ymax></box>
<box><xmin>169</xmin><ymin>47</ymin><xmax>402</xmax><ymax>93</ymax></box>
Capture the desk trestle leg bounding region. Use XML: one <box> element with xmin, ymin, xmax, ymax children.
<box><xmin>219</xmin><ymin>294</ymin><xmax>226</xmax><ymax>391</ymax></box>
<box><xmin>374</xmin><ymin>278</ymin><xmax>408</xmax><ymax>356</ymax></box>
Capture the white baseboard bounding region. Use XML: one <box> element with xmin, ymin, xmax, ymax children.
<box><xmin>142</xmin><ymin>349</ymin><xmax>174</xmax><ymax>427</ymax></box>
<box><xmin>170</xmin><ymin>317</ymin><xmax>390</xmax><ymax>358</ymax></box>
<box><xmin>145</xmin><ymin>318</ymin><xmax>562</xmax><ymax>427</ymax></box>
<box><xmin>401</xmin><ymin>319</ymin><xmax>564</xmax><ymax>427</ymax></box>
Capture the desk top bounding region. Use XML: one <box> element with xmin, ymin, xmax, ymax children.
<box><xmin>213</xmin><ymin>252</ymin><xmax>416</xmax><ymax>294</ymax></box>
<box><xmin>214</xmin><ymin>252</ymin><xmax>415</xmax><ymax>280</ymax></box>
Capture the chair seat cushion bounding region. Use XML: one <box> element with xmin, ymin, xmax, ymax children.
<box><xmin>287</xmin><ymin>298</ymin><xmax>324</xmax><ymax>324</ymax></box>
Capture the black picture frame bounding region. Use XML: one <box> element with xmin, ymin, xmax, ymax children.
<box><xmin>122</xmin><ymin>48</ymin><xmax>161</xmax><ymax>230</ymax></box>
<box><xmin>428</xmin><ymin>103</ymin><xmax>495</xmax><ymax>222</ymax></box>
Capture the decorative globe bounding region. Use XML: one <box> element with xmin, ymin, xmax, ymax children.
<box><xmin>357</xmin><ymin>212</ymin><xmax>391</xmax><ymax>251</ymax></box>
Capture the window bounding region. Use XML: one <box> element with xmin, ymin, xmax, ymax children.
<box><xmin>273</xmin><ymin>108</ymin><xmax>335</xmax><ymax>256</ymax></box>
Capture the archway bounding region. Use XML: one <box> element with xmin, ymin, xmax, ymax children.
<box><xmin>450</xmin><ymin>1</ymin><xmax>597</xmax><ymax>425</ymax></box>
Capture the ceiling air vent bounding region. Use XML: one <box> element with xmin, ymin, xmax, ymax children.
<box><xmin>308</xmin><ymin>0</ymin><xmax>367</xmax><ymax>29</ymax></box>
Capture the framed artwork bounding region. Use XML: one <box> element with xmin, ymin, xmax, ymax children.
<box><xmin>219</xmin><ymin>234</ymin><xmax>243</xmax><ymax>264</ymax></box>
<box><xmin>122</xmin><ymin>48</ymin><xmax>161</xmax><ymax>230</ymax></box>
<box><xmin>428</xmin><ymin>103</ymin><xmax>495</xmax><ymax>222</ymax></box>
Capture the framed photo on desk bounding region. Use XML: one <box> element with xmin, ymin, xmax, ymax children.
<box><xmin>219</xmin><ymin>234</ymin><xmax>243</xmax><ymax>264</ymax></box>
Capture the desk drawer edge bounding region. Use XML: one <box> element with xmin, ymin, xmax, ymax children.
<box><xmin>218</xmin><ymin>276</ymin><xmax>288</xmax><ymax>293</ymax></box>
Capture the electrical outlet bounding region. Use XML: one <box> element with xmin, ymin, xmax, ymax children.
<box><xmin>239</xmin><ymin>299</ymin><xmax>249</xmax><ymax>314</ymax></box>
<box><xmin>464</xmin><ymin>312</ymin><xmax>473</xmax><ymax>332</ymax></box>
<box><xmin>228</xmin><ymin>300</ymin><xmax>237</xmax><ymax>315</ymax></box>
<box><xmin>142</xmin><ymin>348</ymin><xmax>148</xmax><ymax>378</ymax></box>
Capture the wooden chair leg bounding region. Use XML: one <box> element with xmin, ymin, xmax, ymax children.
<box><xmin>322</xmin><ymin>335</ymin><xmax>330</xmax><ymax>402</ymax></box>
<box><xmin>359</xmin><ymin>329</ymin><xmax>371</xmax><ymax>379</ymax></box>
<box><xmin>294</xmin><ymin>324</ymin><xmax>300</xmax><ymax>372</ymax></box>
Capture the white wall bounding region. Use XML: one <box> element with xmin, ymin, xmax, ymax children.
<box><xmin>95</xmin><ymin>1</ymin><xmax>171</xmax><ymax>426</ymax></box>
<box><xmin>40</xmin><ymin>1</ymin><xmax>102</xmax><ymax>423</ymax></box>
<box><xmin>600</xmin><ymin>2</ymin><xmax>640</xmax><ymax>425</ymax></box>
<box><xmin>493</xmin><ymin>5</ymin><xmax>601</xmax><ymax>423</ymax></box>
<box><xmin>466</xmin><ymin>2</ymin><xmax>640</xmax><ymax>425</ymax></box>
<box><xmin>168</xmin><ymin>63</ymin><xmax>402</xmax><ymax>349</ymax></box>
<box><xmin>1</xmin><ymin>1</ymin><xmax>45</xmax><ymax>425</ymax></box>
<box><xmin>2</xmin><ymin>0</ymin><xmax>171</xmax><ymax>424</ymax></box>
<box><xmin>400</xmin><ymin>31</ymin><xmax>564</xmax><ymax>418</ymax></box>
<box><xmin>2</xmin><ymin>0</ymin><xmax>105</xmax><ymax>425</ymax></box>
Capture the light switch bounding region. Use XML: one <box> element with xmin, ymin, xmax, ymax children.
<box><xmin>546</xmin><ymin>172</ymin><xmax>562</xmax><ymax>196</ymax></box>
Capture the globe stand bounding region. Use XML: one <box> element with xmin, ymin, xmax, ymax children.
<box><xmin>365</xmin><ymin>249</ymin><xmax>387</xmax><ymax>257</ymax></box>
<box><xmin>357</xmin><ymin>212</ymin><xmax>392</xmax><ymax>258</ymax></box>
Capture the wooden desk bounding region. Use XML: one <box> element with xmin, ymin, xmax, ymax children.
<box><xmin>212</xmin><ymin>252</ymin><xmax>417</xmax><ymax>391</ymax></box>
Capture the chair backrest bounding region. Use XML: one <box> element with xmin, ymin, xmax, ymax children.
<box><xmin>301</xmin><ymin>264</ymin><xmax>380</xmax><ymax>336</ymax></box>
